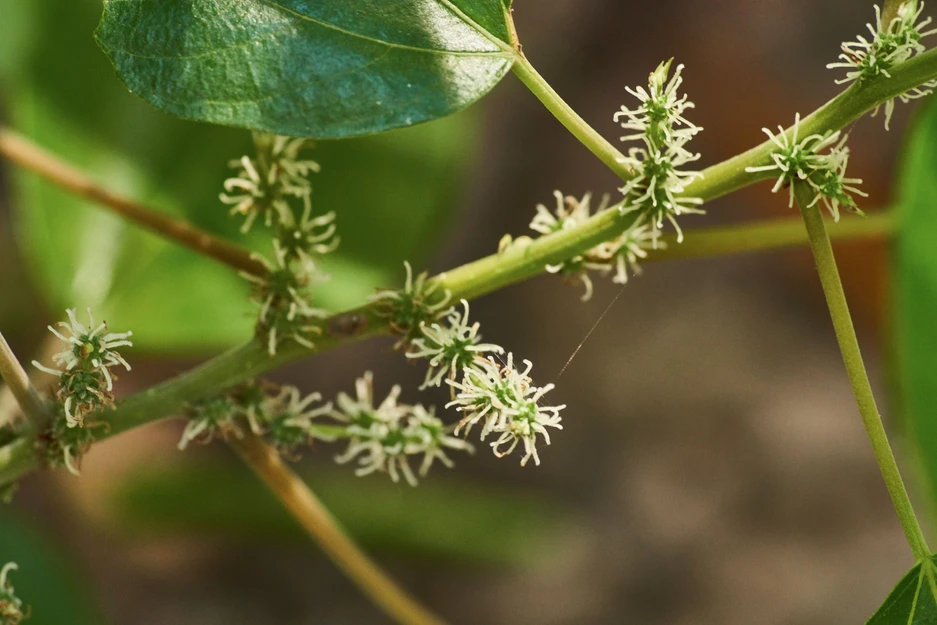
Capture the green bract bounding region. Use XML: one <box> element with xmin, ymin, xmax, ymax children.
<box><xmin>95</xmin><ymin>0</ymin><xmax>517</xmax><ymax>138</ymax></box>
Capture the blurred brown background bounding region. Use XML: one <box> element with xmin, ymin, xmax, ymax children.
<box><xmin>0</xmin><ymin>1</ymin><xmax>927</xmax><ymax>624</ymax></box>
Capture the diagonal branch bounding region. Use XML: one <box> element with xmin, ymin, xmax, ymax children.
<box><xmin>229</xmin><ymin>434</ymin><xmax>445</xmax><ymax>625</ymax></box>
<box><xmin>0</xmin><ymin>330</ymin><xmax>47</xmax><ymax>428</ymax></box>
<box><xmin>0</xmin><ymin>128</ymin><xmax>267</xmax><ymax>277</ymax></box>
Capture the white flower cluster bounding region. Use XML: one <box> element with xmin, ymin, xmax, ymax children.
<box><xmin>529</xmin><ymin>191</ymin><xmax>658</xmax><ymax>301</ymax></box>
<box><xmin>221</xmin><ymin>134</ymin><xmax>321</xmax><ymax>233</ymax></box>
<box><xmin>447</xmin><ymin>353</ymin><xmax>565</xmax><ymax>467</ymax></box>
<box><xmin>614</xmin><ymin>60</ymin><xmax>704</xmax><ymax>244</ymax></box>
<box><xmin>369</xmin><ymin>261</ymin><xmax>452</xmax><ymax>347</ymax></box>
<box><xmin>406</xmin><ymin>300</ymin><xmax>503</xmax><ymax>389</ymax></box>
<box><xmin>331</xmin><ymin>372</ymin><xmax>472</xmax><ymax>486</ymax></box>
<box><xmin>221</xmin><ymin>133</ymin><xmax>339</xmax><ymax>356</ymax></box>
<box><xmin>33</xmin><ymin>308</ymin><xmax>133</xmax><ymax>428</ymax></box>
<box><xmin>828</xmin><ymin>1</ymin><xmax>937</xmax><ymax>129</ymax></box>
<box><xmin>745</xmin><ymin>114</ymin><xmax>867</xmax><ymax>221</ymax></box>
<box><xmin>0</xmin><ymin>562</ymin><xmax>24</xmax><ymax>625</ymax></box>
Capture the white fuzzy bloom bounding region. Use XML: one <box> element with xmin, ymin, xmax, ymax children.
<box><xmin>447</xmin><ymin>353</ymin><xmax>565</xmax><ymax>467</ymax></box>
<box><xmin>614</xmin><ymin>62</ymin><xmax>701</xmax><ymax>144</ymax></box>
<box><xmin>745</xmin><ymin>114</ymin><xmax>867</xmax><ymax>220</ymax></box>
<box><xmin>220</xmin><ymin>134</ymin><xmax>320</xmax><ymax>232</ymax></box>
<box><xmin>33</xmin><ymin>308</ymin><xmax>132</xmax><ymax>388</ymax></box>
<box><xmin>332</xmin><ymin>372</ymin><xmax>471</xmax><ymax>485</ymax></box>
<box><xmin>827</xmin><ymin>2</ymin><xmax>937</xmax><ymax>129</ymax></box>
<box><xmin>406</xmin><ymin>300</ymin><xmax>503</xmax><ymax>389</ymax></box>
<box><xmin>618</xmin><ymin>145</ymin><xmax>704</xmax><ymax>245</ymax></box>
<box><xmin>593</xmin><ymin>220</ymin><xmax>659</xmax><ymax>285</ymax></box>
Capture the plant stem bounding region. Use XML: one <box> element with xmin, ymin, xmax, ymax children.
<box><xmin>511</xmin><ymin>54</ymin><xmax>631</xmax><ymax>181</ymax></box>
<box><xmin>0</xmin><ymin>210</ymin><xmax>897</xmax><ymax>487</ymax></box>
<box><xmin>0</xmin><ymin>128</ymin><xmax>267</xmax><ymax>278</ymax></box>
<box><xmin>0</xmin><ymin>331</ymin><xmax>47</xmax><ymax>428</ymax></box>
<box><xmin>229</xmin><ymin>434</ymin><xmax>445</xmax><ymax>625</ymax></box>
<box><xmin>794</xmin><ymin>184</ymin><xmax>930</xmax><ymax>561</ymax></box>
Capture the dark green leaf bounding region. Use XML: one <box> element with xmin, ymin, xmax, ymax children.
<box><xmin>867</xmin><ymin>556</ymin><xmax>937</xmax><ymax>624</ymax></box>
<box><xmin>95</xmin><ymin>0</ymin><xmax>517</xmax><ymax>138</ymax></box>
<box><xmin>109</xmin><ymin>462</ymin><xmax>565</xmax><ymax>566</ymax></box>
<box><xmin>893</xmin><ymin>97</ymin><xmax>937</xmax><ymax>506</ymax></box>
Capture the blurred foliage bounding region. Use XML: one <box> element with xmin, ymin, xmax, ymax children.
<box><xmin>866</xmin><ymin>556</ymin><xmax>937</xmax><ymax>624</ymax></box>
<box><xmin>0</xmin><ymin>0</ymin><xmax>476</xmax><ymax>352</ymax></box>
<box><xmin>893</xmin><ymin>97</ymin><xmax>937</xmax><ymax>510</ymax></box>
<box><xmin>0</xmin><ymin>512</ymin><xmax>101</xmax><ymax>625</ymax></box>
<box><xmin>108</xmin><ymin>461</ymin><xmax>567</xmax><ymax>567</ymax></box>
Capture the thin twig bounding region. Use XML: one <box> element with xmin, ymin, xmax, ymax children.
<box><xmin>0</xmin><ymin>331</ymin><xmax>47</xmax><ymax>427</ymax></box>
<box><xmin>229</xmin><ymin>434</ymin><xmax>446</xmax><ymax>625</ymax></box>
<box><xmin>794</xmin><ymin>184</ymin><xmax>930</xmax><ymax>561</ymax></box>
<box><xmin>0</xmin><ymin>336</ymin><xmax>63</xmax><ymax>429</ymax></box>
<box><xmin>0</xmin><ymin>128</ymin><xmax>267</xmax><ymax>277</ymax></box>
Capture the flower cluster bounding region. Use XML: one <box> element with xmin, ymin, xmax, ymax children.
<box><xmin>406</xmin><ymin>300</ymin><xmax>503</xmax><ymax>389</ymax></box>
<box><xmin>331</xmin><ymin>372</ymin><xmax>472</xmax><ymax>486</ymax></box>
<box><xmin>0</xmin><ymin>563</ymin><xmax>25</xmax><ymax>625</ymax></box>
<box><xmin>37</xmin><ymin>411</ymin><xmax>105</xmax><ymax>476</ymax></box>
<box><xmin>447</xmin><ymin>353</ymin><xmax>565</xmax><ymax>467</ymax></box>
<box><xmin>827</xmin><ymin>2</ymin><xmax>937</xmax><ymax>129</ymax></box>
<box><xmin>221</xmin><ymin>133</ymin><xmax>321</xmax><ymax>233</ymax></box>
<box><xmin>33</xmin><ymin>308</ymin><xmax>133</xmax><ymax>428</ymax></box>
<box><xmin>369</xmin><ymin>262</ymin><xmax>452</xmax><ymax>347</ymax></box>
<box><xmin>221</xmin><ymin>133</ymin><xmax>339</xmax><ymax>356</ymax></box>
<box><xmin>744</xmin><ymin>114</ymin><xmax>867</xmax><ymax>220</ymax></box>
<box><xmin>614</xmin><ymin>60</ymin><xmax>704</xmax><ymax>243</ymax></box>
<box><xmin>529</xmin><ymin>191</ymin><xmax>659</xmax><ymax>301</ymax></box>
<box><xmin>177</xmin><ymin>382</ymin><xmax>334</xmax><ymax>456</ymax></box>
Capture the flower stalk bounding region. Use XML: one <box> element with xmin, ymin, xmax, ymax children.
<box><xmin>794</xmin><ymin>183</ymin><xmax>930</xmax><ymax>561</ymax></box>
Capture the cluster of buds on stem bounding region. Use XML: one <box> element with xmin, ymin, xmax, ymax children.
<box><xmin>0</xmin><ymin>563</ymin><xmax>25</xmax><ymax>624</ymax></box>
<box><xmin>373</xmin><ymin>267</ymin><xmax>566</xmax><ymax>467</ymax></box>
<box><xmin>33</xmin><ymin>308</ymin><xmax>132</xmax><ymax>474</ymax></box>
<box><xmin>528</xmin><ymin>191</ymin><xmax>658</xmax><ymax>301</ymax></box>
<box><xmin>614</xmin><ymin>59</ymin><xmax>704</xmax><ymax>244</ymax></box>
<box><xmin>828</xmin><ymin>1</ymin><xmax>937</xmax><ymax>129</ymax></box>
<box><xmin>744</xmin><ymin>114</ymin><xmax>867</xmax><ymax>221</ymax></box>
<box><xmin>221</xmin><ymin>133</ymin><xmax>339</xmax><ymax>355</ymax></box>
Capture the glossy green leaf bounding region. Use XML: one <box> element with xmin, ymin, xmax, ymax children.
<box><xmin>96</xmin><ymin>0</ymin><xmax>517</xmax><ymax>138</ymax></box>
<box><xmin>894</xmin><ymin>97</ymin><xmax>937</xmax><ymax>505</ymax></box>
<box><xmin>867</xmin><ymin>556</ymin><xmax>937</xmax><ymax>624</ymax></box>
<box><xmin>109</xmin><ymin>462</ymin><xmax>565</xmax><ymax>566</ymax></box>
<box><xmin>3</xmin><ymin>0</ymin><xmax>474</xmax><ymax>352</ymax></box>
<box><xmin>0</xmin><ymin>511</ymin><xmax>101</xmax><ymax>625</ymax></box>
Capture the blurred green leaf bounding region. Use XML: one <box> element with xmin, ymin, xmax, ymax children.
<box><xmin>866</xmin><ymin>556</ymin><xmax>937</xmax><ymax>624</ymax></box>
<box><xmin>894</xmin><ymin>97</ymin><xmax>937</xmax><ymax>506</ymax></box>
<box><xmin>0</xmin><ymin>512</ymin><xmax>101</xmax><ymax>625</ymax></box>
<box><xmin>95</xmin><ymin>0</ymin><xmax>515</xmax><ymax>138</ymax></box>
<box><xmin>2</xmin><ymin>0</ymin><xmax>475</xmax><ymax>353</ymax></box>
<box><xmin>109</xmin><ymin>462</ymin><xmax>566</xmax><ymax>567</ymax></box>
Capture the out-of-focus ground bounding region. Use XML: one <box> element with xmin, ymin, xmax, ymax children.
<box><xmin>0</xmin><ymin>1</ymin><xmax>928</xmax><ymax>623</ymax></box>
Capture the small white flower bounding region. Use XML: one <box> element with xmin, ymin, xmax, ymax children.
<box><xmin>0</xmin><ymin>562</ymin><xmax>23</xmax><ymax>621</ymax></box>
<box><xmin>406</xmin><ymin>300</ymin><xmax>504</xmax><ymax>389</ymax></box>
<box><xmin>745</xmin><ymin>114</ymin><xmax>866</xmax><ymax>220</ymax></box>
<box><xmin>369</xmin><ymin>261</ymin><xmax>452</xmax><ymax>344</ymax></box>
<box><xmin>279</xmin><ymin>195</ymin><xmax>340</xmax><ymax>273</ymax></box>
<box><xmin>594</xmin><ymin>220</ymin><xmax>659</xmax><ymax>284</ymax></box>
<box><xmin>332</xmin><ymin>373</ymin><xmax>470</xmax><ymax>485</ymax></box>
<box><xmin>243</xmin><ymin>240</ymin><xmax>328</xmax><ymax>356</ymax></box>
<box><xmin>614</xmin><ymin>61</ymin><xmax>701</xmax><ymax>145</ymax></box>
<box><xmin>220</xmin><ymin>134</ymin><xmax>320</xmax><ymax>232</ymax></box>
<box><xmin>178</xmin><ymin>396</ymin><xmax>240</xmax><ymax>451</ymax></box>
<box><xmin>827</xmin><ymin>2</ymin><xmax>937</xmax><ymax>129</ymax></box>
<box><xmin>33</xmin><ymin>308</ymin><xmax>132</xmax><ymax>390</ymax></box>
<box><xmin>447</xmin><ymin>353</ymin><xmax>565</xmax><ymax>467</ymax></box>
<box><xmin>618</xmin><ymin>145</ymin><xmax>704</xmax><ymax>245</ymax></box>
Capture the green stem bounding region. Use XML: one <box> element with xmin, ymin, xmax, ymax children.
<box><xmin>794</xmin><ymin>184</ymin><xmax>930</xmax><ymax>561</ymax></box>
<box><xmin>511</xmin><ymin>54</ymin><xmax>631</xmax><ymax>181</ymax></box>
<box><xmin>0</xmin><ymin>210</ymin><xmax>897</xmax><ymax>487</ymax></box>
